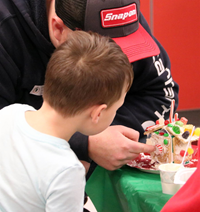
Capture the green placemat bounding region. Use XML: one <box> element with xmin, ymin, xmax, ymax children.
<box><xmin>86</xmin><ymin>165</ymin><xmax>172</xmax><ymax>212</ymax></box>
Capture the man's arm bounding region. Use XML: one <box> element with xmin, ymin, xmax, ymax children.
<box><xmin>69</xmin><ymin>125</ymin><xmax>155</xmax><ymax>170</ymax></box>
<box><xmin>88</xmin><ymin>125</ymin><xmax>155</xmax><ymax>170</ymax></box>
<box><xmin>69</xmin><ymin>132</ymin><xmax>90</xmax><ymax>162</ymax></box>
<box><xmin>112</xmin><ymin>13</ymin><xmax>179</xmax><ymax>139</ymax></box>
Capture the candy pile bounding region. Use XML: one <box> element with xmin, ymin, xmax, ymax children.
<box><xmin>144</xmin><ymin>100</ymin><xmax>200</xmax><ymax>167</ymax></box>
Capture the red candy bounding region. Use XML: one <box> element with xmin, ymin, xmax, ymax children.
<box><xmin>145</xmin><ymin>125</ymin><xmax>155</xmax><ymax>131</ymax></box>
<box><xmin>159</xmin><ymin>132</ymin><xmax>164</xmax><ymax>135</ymax></box>
<box><xmin>164</xmin><ymin>120</ymin><xmax>169</xmax><ymax>125</ymax></box>
<box><xmin>180</xmin><ymin>117</ymin><xmax>188</xmax><ymax>125</ymax></box>
<box><xmin>156</xmin><ymin>120</ymin><xmax>159</xmax><ymax>125</ymax></box>
<box><xmin>180</xmin><ymin>150</ymin><xmax>188</xmax><ymax>157</ymax></box>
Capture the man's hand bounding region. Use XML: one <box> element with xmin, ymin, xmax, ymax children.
<box><xmin>88</xmin><ymin>125</ymin><xmax>155</xmax><ymax>170</ymax></box>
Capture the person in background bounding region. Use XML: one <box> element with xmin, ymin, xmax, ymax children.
<box><xmin>0</xmin><ymin>30</ymin><xmax>134</xmax><ymax>212</ymax></box>
<box><xmin>0</xmin><ymin>0</ymin><xmax>178</xmax><ymax>171</ymax></box>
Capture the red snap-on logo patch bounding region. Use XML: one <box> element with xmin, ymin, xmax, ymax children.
<box><xmin>101</xmin><ymin>3</ymin><xmax>137</xmax><ymax>28</ymax></box>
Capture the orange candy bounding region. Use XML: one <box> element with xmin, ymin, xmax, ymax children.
<box><xmin>183</xmin><ymin>124</ymin><xmax>194</xmax><ymax>135</ymax></box>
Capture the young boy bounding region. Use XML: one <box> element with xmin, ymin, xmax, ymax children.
<box><xmin>0</xmin><ymin>31</ymin><xmax>133</xmax><ymax>212</ymax></box>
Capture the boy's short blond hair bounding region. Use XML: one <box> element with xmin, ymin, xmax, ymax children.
<box><xmin>43</xmin><ymin>31</ymin><xmax>133</xmax><ymax>117</ymax></box>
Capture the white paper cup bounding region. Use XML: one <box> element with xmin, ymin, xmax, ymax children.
<box><xmin>174</xmin><ymin>167</ymin><xmax>197</xmax><ymax>187</ymax></box>
<box><xmin>159</xmin><ymin>163</ymin><xmax>183</xmax><ymax>195</ymax></box>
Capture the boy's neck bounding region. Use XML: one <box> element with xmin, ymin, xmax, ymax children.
<box><xmin>25</xmin><ymin>102</ymin><xmax>82</xmax><ymax>141</ymax></box>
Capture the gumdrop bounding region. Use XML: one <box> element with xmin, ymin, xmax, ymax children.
<box><xmin>167</xmin><ymin>123</ymin><xmax>173</xmax><ymax>127</ymax></box>
<box><xmin>187</xmin><ymin>148</ymin><xmax>194</xmax><ymax>155</ymax></box>
<box><xmin>183</xmin><ymin>124</ymin><xmax>194</xmax><ymax>135</ymax></box>
<box><xmin>194</xmin><ymin>128</ymin><xmax>200</xmax><ymax>136</ymax></box>
<box><xmin>175</xmin><ymin>121</ymin><xmax>184</xmax><ymax>127</ymax></box>
<box><xmin>164</xmin><ymin>133</ymin><xmax>169</xmax><ymax>137</ymax></box>
<box><xmin>182</xmin><ymin>131</ymin><xmax>190</xmax><ymax>139</ymax></box>
<box><xmin>164</xmin><ymin>120</ymin><xmax>169</xmax><ymax>125</ymax></box>
<box><xmin>180</xmin><ymin>117</ymin><xmax>188</xmax><ymax>125</ymax></box>
<box><xmin>163</xmin><ymin>139</ymin><xmax>168</xmax><ymax>145</ymax></box>
<box><xmin>180</xmin><ymin>150</ymin><xmax>188</xmax><ymax>157</ymax></box>
<box><xmin>172</xmin><ymin>126</ymin><xmax>180</xmax><ymax>134</ymax></box>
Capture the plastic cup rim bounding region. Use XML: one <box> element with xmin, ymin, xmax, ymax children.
<box><xmin>159</xmin><ymin>163</ymin><xmax>182</xmax><ymax>172</ymax></box>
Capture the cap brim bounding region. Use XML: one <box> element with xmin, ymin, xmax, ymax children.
<box><xmin>113</xmin><ymin>24</ymin><xmax>160</xmax><ymax>63</ymax></box>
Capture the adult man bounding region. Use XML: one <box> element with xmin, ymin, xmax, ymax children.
<box><xmin>0</xmin><ymin>0</ymin><xmax>178</xmax><ymax>170</ymax></box>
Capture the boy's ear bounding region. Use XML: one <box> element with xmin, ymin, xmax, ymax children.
<box><xmin>91</xmin><ymin>104</ymin><xmax>107</xmax><ymax>124</ymax></box>
<box><xmin>50</xmin><ymin>16</ymin><xmax>68</xmax><ymax>47</ymax></box>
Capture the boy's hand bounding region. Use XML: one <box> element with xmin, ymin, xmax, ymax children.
<box><xmin>88</xmin><ymin>125</ymin><xmax>155</xmax><ymax>170</ymax></box>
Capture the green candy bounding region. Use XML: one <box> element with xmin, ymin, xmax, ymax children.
<box><xmin>167</xmin><ymin>123</ymin><xmax>173</xmax><ymax>127</ymax></box>
<box><xmin>164</xmin><ymin>133</ymin><xmax>169</xmax><ymax>137</ymax></box>
<box><xmin>164</xmin><ymin>139</ymin><xmax>168</xmax><ymax>145</ymax></box>
<box><xmin>175</xmin><ymin>121</ymin><xmax>184</xmax><ymax>126</ymax></box>
<box><xmin>172</xmin><ymin>126</ymin><xmax>180</xmax><ymax>134</ymax></box>
<box><xmin>154</xmin><ymin>131</ymin><xmax>159</xmax><ymax>135</ymax></box>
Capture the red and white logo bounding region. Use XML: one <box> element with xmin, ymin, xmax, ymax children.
<box><xmin>101</xmin><ymin>3</ymin><xmax>138</xmax><ymax>28</ymax></box>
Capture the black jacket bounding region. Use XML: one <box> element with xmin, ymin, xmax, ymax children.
<box><xmin>0</xmin><ymin>0</ymin><xmax>179</xmax><ymax>161</ymax></box>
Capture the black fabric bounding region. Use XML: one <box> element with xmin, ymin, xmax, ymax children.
<box><xmin>69</xmin><ymin>132</ymin><xmax>91</xmax><ymax>162</ymax></box>
<box><xmin>0</xmin><ymin>0</ymin><xmax>54</xmax><ymax>109</ymax></box>
<box><xmin>0</xmin><ymin>0</ymin><xmax>179</xmax><ymax>163</ymax></box>
<box><xmin>84</xmin><ymin>192</ymin><xmax>88</xmax><ymax>204</ymax></box>
<box><xmin>83</xmin><ymin>192</ymin><xmax>90</xmax><ymax>212</ymax></box>
<box><xmin>86</xmin><ymin>161</ymin><xmax>97</xmax><ymax>181</ymax></box>
<box><xmin>24</xmin><ymin>0</ymin><xmax>49</xmax><ymax>39</ymax></box>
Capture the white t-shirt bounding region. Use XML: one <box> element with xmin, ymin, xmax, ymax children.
<box><xmin>0</xmin><ymin>104</ymin><xmax>85</xmax><ymax>212</ymax></box>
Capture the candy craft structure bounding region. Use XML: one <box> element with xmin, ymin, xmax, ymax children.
<box><xmin>144</xmin><ymin>100</ymin><xmax>200</xmax><ymax>168</ymax></box>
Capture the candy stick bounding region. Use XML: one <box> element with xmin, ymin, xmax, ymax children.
<box><xmin>174</xmin><ymin>113</ymin><xmax>178</xmax><ymax>121</ymax></box>
<box><xmin>155</xmin><ymin>144</ymin><xmax>163</xmax><ymax>155</ymax></box>
<box><xmin>169</xmin><ymin>99</ymin><xmax>175</xmax><ymax>123</ymax></box>
<box><xmin>181</xmin><ymin>126</ymin><xmax>195</xmax><ymax>166</ymax></box>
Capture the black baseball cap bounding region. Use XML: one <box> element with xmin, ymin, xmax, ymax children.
<box><xmin>55</xmin><ymin>0</ymin><xmax>160</xmax><ymax>62</ymax></box>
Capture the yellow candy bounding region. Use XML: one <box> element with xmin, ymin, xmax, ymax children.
<box><xmin>183</xmin><ymin>124</ymin><xmax>194</xmax><ymax>135</ymax></box>
<box><xmin>194</xmin><ymin>127</ymin><xmax>200</xmax><ymax>136</ymax></box>
<box><xmin>187</xmin><ymin>148</ymin><xmax>194</xmax><ymax>155</ymax></box>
